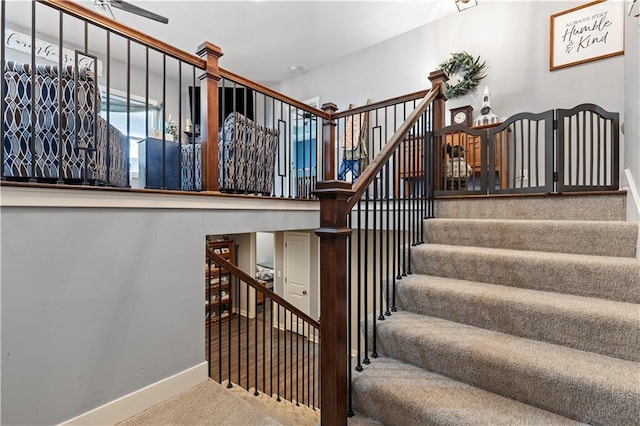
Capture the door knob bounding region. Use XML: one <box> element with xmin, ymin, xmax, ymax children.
<box><xmin>302</xmin><ymin>290</ymin><xmax>307</xmax><ymax>295</ymax></box>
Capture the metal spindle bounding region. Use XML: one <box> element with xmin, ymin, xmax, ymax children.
<box><xmin>29</xmin><ymin>1</ymin><xmax>36</xmax><ymax>182</ymax></box>
<box><xmin>356</xmin><ymin>200</ymin><xmax>363</xmax><ymax>372</ymax></box>
<box><xmin>125</xmin><ymin>40</ymin><xmax>130</xmax><ymax>188</ymax></box>
<box><xmin>306</xmin><ymin>322</ymin><xmax>310</xmax><ymax>406</ymax></box>
<box><xmin>227</xmin><ymin>274</ymin><xmax>232</xmax><ymax>388</ymax></box>
<box><xmin>218</xmin><ymin>261</ymin><xmax>223</xmax><ymax>381</ymax></box>
<box><xmin>262</xmin><ymin>291</ymin><xmax>266</xmax><ymax>395</ymax></box>
<box><xmin>177</xmin><ymin>63</ymin><xmax>182</xmax><ymax>190</ymax></box>
<box><xmin>246</xmin><ymin>282</ymin><xmax>250</xmax><ymax>388</ymax></box>
<box><xmin>54</xmin><ymin>11</ymin><xmax>63</xmax><ymax>183</ymax></box>
<box><xmin>277</xmin><ymin>304</ymin><xmax>281</xmax><ymax>401</ymax></box>
<box><xmin>144</xmin><ymin>47</ymin><xmax>149</xmax><ymax>187</ymax></box>
<box><xmin>296</xmin><ymin>315</ymin><xmax>299</xmax><ymax>406</ymax></box>
<box><xmin>363</xmin><ymin>190</ymin><xmax>370</xmax><ymax>365</ymax></box>
<box><xmin>105</xmin><ymin>32</ymin><xmax>111</xmax><ymax>185</ymax></box>
<box><xmin>347</xmin><ymin>211</ymin><xmax>354</xmax><ymax>416</ymax></box>
<box><xmin>371</xmin><ymin>175</ymin><xmax>379</xmax><ymax>358</ymax></box>
<box><xmin>0</xmin><ymin>0</ymin><xmax>5</xmax><ymax>181</ymax></box>
<box><xmin>254</xmin><ymin>287</ymin><xmax>259</xmax><ymax>395</ymax></box>
<box><xmin>383</xmin><ymin>157</ymin><xmax>390</xmax><ymax>318</ymax></box>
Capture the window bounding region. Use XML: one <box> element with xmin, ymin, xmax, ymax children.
<box><xmin>98</xmin><ymin>89</ymin><xmax>160</xmax><ymax>174</ymax></box>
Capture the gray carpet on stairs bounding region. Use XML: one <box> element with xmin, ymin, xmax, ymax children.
<box><xmin>410</xmin><ymin>244</ymin><xmax>640</xmax><ymax>303</ymax></box>
<box><xmin>352</xmin><ymin>357</ymin><xmax>584</xmax><ymax>426</ymax></box>
<box><xmin>370</xmin><ymin>311</ymin><xmax>640</xmax><ymax>426</ymax></box>
<box><xmin>353</xmin><ymin>207</ymin><xmax>640</xmax><ymax>426</ymax></box>
<box><xmin>424</xmin><ymin>218</ymin><xmax>638</xmax><ymax>257</ymax></box>
<box><xmin>395</xmin><ymin>275</ymin><xmax>640</xmax><ymax>362</ymax></box>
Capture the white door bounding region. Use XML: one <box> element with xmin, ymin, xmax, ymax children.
<box><xmin>284</xmin><ymin>232</ymin><xmax>310</xmax><ymax>334</ymax></box>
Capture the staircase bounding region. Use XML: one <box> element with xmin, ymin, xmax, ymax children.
<box><xmin>352</xmin><ymin>193</ymin><xmax>640</xmax><ymax>425</ymax></box>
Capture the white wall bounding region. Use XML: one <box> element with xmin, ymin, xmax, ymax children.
<box><xmin>624</xmin><ymin>10</ymin><xmax>640</xmax><ymax>222</ymax></box>
<box><xmin>275</xmin><ymin>1</ymin><xmax>624</xmax><ymax>121</ymax></box>
<box><xmin>256</xmin><ymin>232</ymin><xmax>275</xmax><ymax>267</ymax></box>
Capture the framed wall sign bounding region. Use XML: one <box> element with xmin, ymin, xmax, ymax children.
<box><xmin>550</xmin><ymin>0</ymin><xmax>624</xmax><ymax>71</ymax></box>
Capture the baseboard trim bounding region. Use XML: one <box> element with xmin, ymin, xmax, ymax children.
<box><xmin>624</xmin><ymin>169</ymin><xmax>640</xmax><ymax>223</ymax></box>
<box><xmin>58</xmin><ymin>362</ymin><xmax>208</xmax><ymax>426</ymax></box>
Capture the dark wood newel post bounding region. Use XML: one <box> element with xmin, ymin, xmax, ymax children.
<box><xmin>322</xmin><ymin>103</ymin><xmax>338</xmax><ymax>181</ymax></box>
<box><xmin>197</xmin><ymin>41</ymin><xmax>223</xmax><ymax>191</ymax></box>
<box><xmin>428</xmin><ymin>69</ymin><xmax>448</xmax><ymax>191</ymax></box>
<box><xmin>314</xmin><ymin>181</ymin><xmax>354</xmax><ymax>426</ymax></box>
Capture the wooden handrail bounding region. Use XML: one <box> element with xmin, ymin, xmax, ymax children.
<box><xmin>37</xmin><ymin>0</ymin><xmax>206</xmax><ymax>69</ymax></box>
<box><xmin>206</xmin><ymin>248</ymin><xmax>321</xmax><ymax>329</ymax></box>
<box><xmin>347</xmin><ymin>87</ymin><xmax>439</xmax><ymax>211</ymax></box>
<box><xmin>219</xmin><ymin>68</ymin><xmax>330</xmax><ymax>120</ymax></box>
<box><xmin>332</xmin><ymin>89</ymin><xmax>428</xmax><ymax>120</ymax></box>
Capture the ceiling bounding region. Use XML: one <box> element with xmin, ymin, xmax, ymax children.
<box><xmin>73</xmin><ymin>0</ymin><xmax>459</xmax><ymax>85</ymax></box>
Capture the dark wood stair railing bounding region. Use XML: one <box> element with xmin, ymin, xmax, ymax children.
<box><xmin>313</xmin><ymin>69</ymin><xmax>448</xmax><ymax>426</ymax></box>
<box><xmin>205</xmin><ymin>249</ymin><xmax>321</xmax><ymax>410</ymax></box>
<box><xmin>206</xmin><ymin>248</ymin><xmax>320</xmax><ymax>329</ymax></box>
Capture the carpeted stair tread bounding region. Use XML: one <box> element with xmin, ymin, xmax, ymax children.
<box><xmin>396</xmin><ymin>274</ymin><xmax>640</xmax><ymax>361</ymax></box>
<box><xmin>372</xmin><ymin>311</ymin><xmax>640</xmax><ymax>425</ymax></box>
<box><xmin>348</xmin><ymin>412</ymin><xmax>383</xmax><ymax>426</ymax></box>
<box><xmin>424</xmin><ymin>218</ymin><xmax>638</xmax><ymax>257</ymax></box>
<box><xmin>410</xmin><ymin>243</ymin><xmax>640</xmax><ymax>303</ymax></box>
<box><xmin>351</xmin><ymin>356</ymin><xmax>583</xmax><ymax>426</ymax></box>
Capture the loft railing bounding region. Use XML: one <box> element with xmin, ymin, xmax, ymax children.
<box><xmin>2</xmin><ymin>0</ymin><xmax>209</xmax><ymax>188</ymax></box>
<box><xmin>216</xmin><ymin>69</ymin><xmax>329</xmax><ymax>198</ymax></box>
<box><xmin>313</xmin><ymin>70</ymin><xmax>447</xmax><ymax>426</ymax></box>
<box><xmin>206</xmin><ymin>248</ymin><xmax>321</xmax><ymax>409</ymax></box>
<box><xmin>1</xmin><ymin>0</ymin><xmax>329</xmax><ymax>198</ymax></box>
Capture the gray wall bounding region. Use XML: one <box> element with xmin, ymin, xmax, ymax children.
<box><xmin>1</xmin><ymin>204</ymin><xmax>318</xmax><ymax>425</ymax></box>
<box><xmin>275</xmin><ymin>1</ymin><xmax>625</xmax><ymax>121</ymax></box>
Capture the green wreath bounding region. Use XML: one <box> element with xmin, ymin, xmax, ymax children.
<box><xmin>439</xmin><ymin>52</ymin><xmax>487</xmax><ymax>99</ymax></box>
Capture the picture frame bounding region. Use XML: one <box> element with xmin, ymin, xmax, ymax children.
<box><xmin>550</xmin><ymin>0</ymin><xmax>624</xmax><ymax>71</ymax></box>
<box><xmin>214</xmin><ymin>248</ymin><xmax>221</xmax><ymax>254</ymax></box>
<box><xmin>221</xmin><ymin>247</ymin><xmax>230</xmax><ymax>254</ymax></box>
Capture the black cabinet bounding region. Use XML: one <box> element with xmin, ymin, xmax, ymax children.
<box><xmin>138</xmin><ymin>138</ymin><xmax>180</xmax><ymax>190</ymax></box>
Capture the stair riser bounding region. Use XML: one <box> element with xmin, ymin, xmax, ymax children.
<box><xmin>435</xmin><ymin>194</ymin><xmax>627</xmax><ymax>221</ymax></box>
<box><xmin>411</xmin><ymin>248</ymin><xmax>640</xmax><ymax>303</ymax></box>
<box><xmin>424</xmin><ymin>220</ymin><xmax>638</xmax><ymax>258</ymax></box>
<box><xmin>373</xmin><ymin>319</ymin><xmax>640</xmax><ymax>425</ymax></box>
<box><xmin>396</xmin><ymin>281</ymin><xmax>640</xmax><ymax>362</ymax></box>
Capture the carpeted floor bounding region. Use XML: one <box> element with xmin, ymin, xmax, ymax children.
<box><xmin>118</xmin><ymin>379</ymin><xmax>320</xmax><ymax>426</ymax></box>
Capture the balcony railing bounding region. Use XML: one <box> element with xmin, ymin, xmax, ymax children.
<box><xmin>1</xmin><ymin>0</ymin><xmax>330</xmax><ymax>199</ymax></box>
